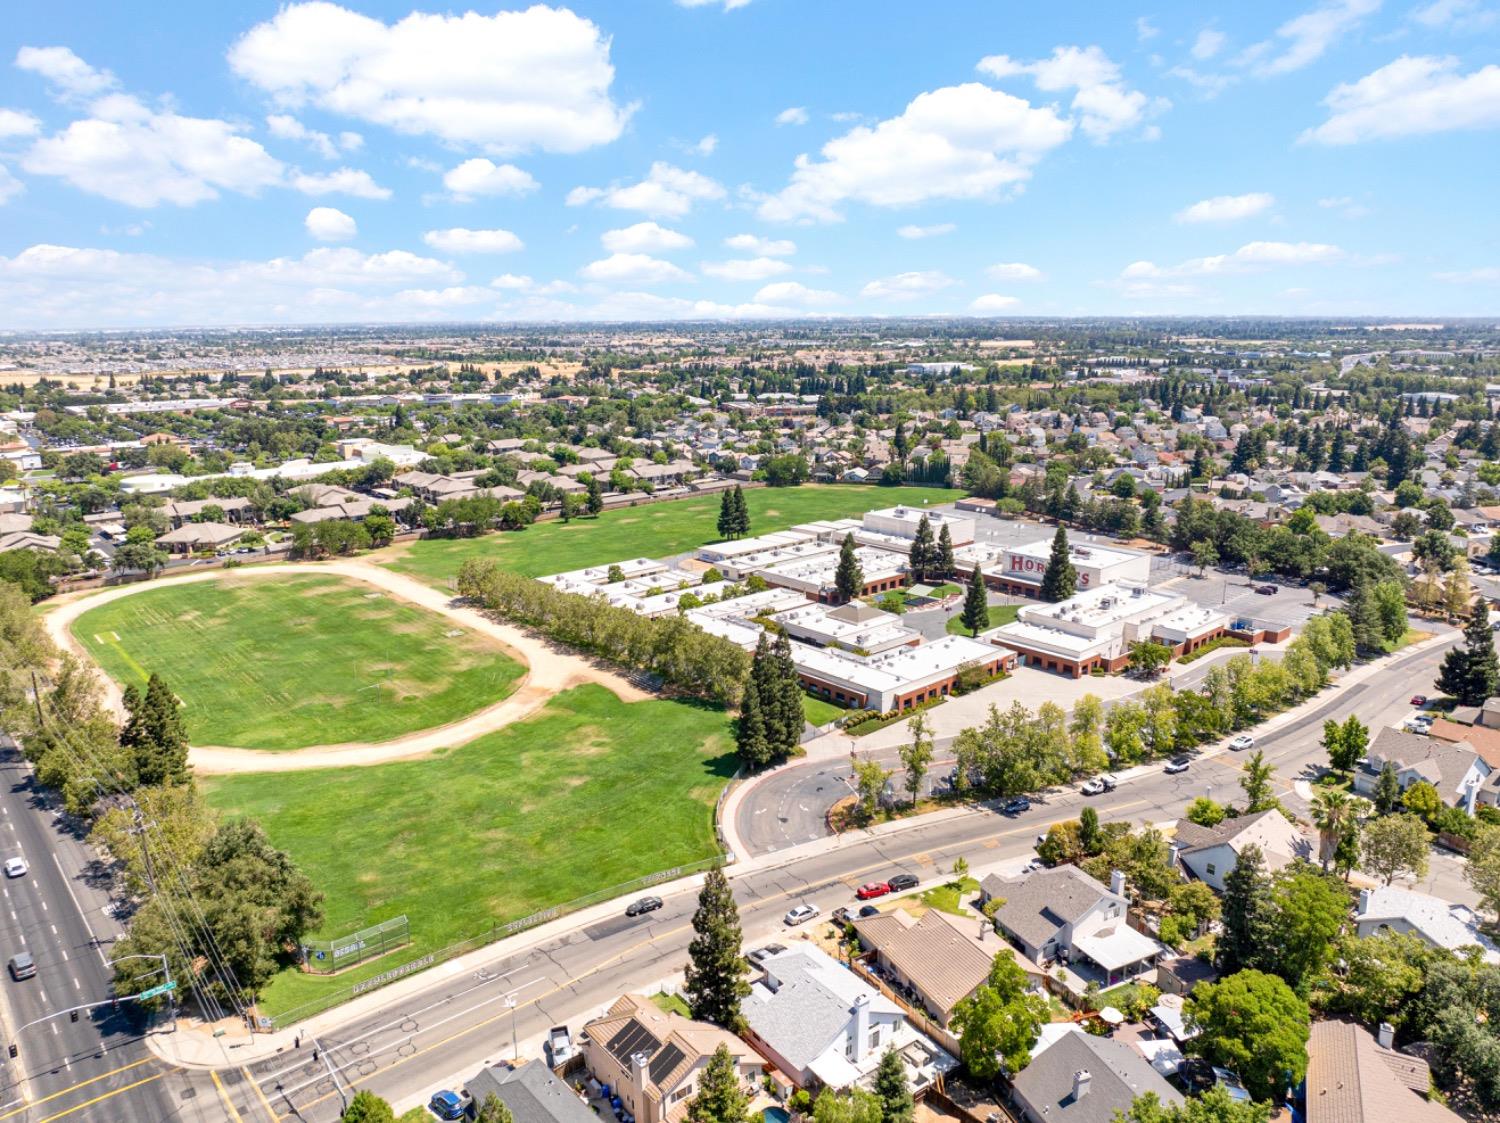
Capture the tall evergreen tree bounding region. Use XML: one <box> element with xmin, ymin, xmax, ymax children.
<box><xmin>585</xmin><ymin>476</ymin><xmax>604</xmax><ymax>516</ymax></box>
<box><xmin>770</xmin><ymin>632</ymin><xmax>805</xmax><ymax>756</ymax></box>
<box><xmin>1039</xmin><ymin>526</ymin><xmax>1077</xmax><ymax>602</ymax></box>
<box><xmin>1215</xmin><ymin>844</ymin><xmax>1275</xmax><ymax>976</ymax></box>
<box><xmin>717</xmin><ymin>490</ymin><xmax>737</xmax><ymax>539</ymax></box>
<box><xmin>873</xmin><ymin>1048</ymin><xmax>914</xmax><ymax>1123</ymax></box>
<box><xmin>121</xmin><ymin>673</ymin><xmax>189</xmax><ymax>788</ymax></box>
<box><xmin>731</xmin><ymin>485</ymin><xmax>750</xmax><ymax>537</ymax></box>
<box><xmin>1341</xmin><ymin>575</ymin><xmax>1384</xmax><ymax>655</ymax></box>
<box><xmin>936</xmin><ymin>523</ymin><xmax>955</xmax><ymax>579</ymax></box>
<box><xmin>1437</xmin><ymin>599</ymin><xmax>1500</xmax><ymax>705</ymax></box>
<box><xmin>834</xmin><ymin>534</ymin><xmax>863</xmax><ymax>603</ymax></box>
<box><xmin>686</xmin><ymin>1045</ymin><xmax>750</xmax><ymax>1123</ymax></box>
<box><xmin>910</xmin><ymin>514</ymin><xmax>936</xmax><ymax>582</ymax></box>
<box><xmin>735</xmin><ymin>682</ymin><xmax>771</xmax><ymax>769</ymax></box>
<box><xmin>683</xmin><ymin>869</ymin><xmax>749</xmax><ymax>1030</ymax></box>
<box><xmin>961</xmin><ymin>566</ymin><xmax>990</xmax><ymax>636</ymax></box>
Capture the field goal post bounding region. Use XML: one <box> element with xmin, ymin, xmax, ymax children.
<box><xmin>302</xmin><ymin>914</ymin><xmax>411</xmax><ymax>974</ymax></box>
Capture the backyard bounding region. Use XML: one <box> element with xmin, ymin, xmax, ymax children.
<box><xmin>72</xmin><ymin>573</ymin><xmax>524</xmax><ymax>750</ymax></box>
<box><xmin>203</xmin><ymin>684</ymin><xmax>736</xmax><ymax>1018</ymax></box>
<box><xmin>381</xmin><ymin>484</ymin><xmax>957</xmax><ymax>586</ymax></box>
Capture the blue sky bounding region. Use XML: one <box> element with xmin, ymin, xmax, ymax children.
<box><xmin>1</xmin><ymin>0</ymin><xmax>1497</xmax><ymax>328</ymax></box>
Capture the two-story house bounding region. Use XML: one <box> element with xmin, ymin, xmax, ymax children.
<box><xmin>1355</xmin><ymin>728</ymin><xmax>1493</xmax><ymax>812</ymax></box>
<box><xmin>1173</xmin><ymin>809</ymin><xmax>1312</xmax><ymax>892</ymax></box>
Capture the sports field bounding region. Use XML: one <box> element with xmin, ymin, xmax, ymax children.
<box><xmin>203</xmin><ymin>685</ymin><xmax>735</xmax><ymax>1017</ymax></box>
<box><xmin>73</xmin><ymin>574</ymin><xmax>524</xmax><ymax>750</ymax></box>
<box><xmin>383</xmin><ymin>484</ymin><xmax>957</xmax><ymax>586</ymax></box>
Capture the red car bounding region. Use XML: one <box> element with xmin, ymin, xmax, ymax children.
<box><xmin>856</xmin><ymin>882</ymin><xmax>891</xmax><ymax>901</ymax></box>
<box><xmin>1411</xmin><ymin>695</ymin><xmax>1428</xmax><ymax>706</ymax></box>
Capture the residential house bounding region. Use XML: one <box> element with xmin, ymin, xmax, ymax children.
<box><xmin>741</xmin><ymin>944</ymin><xmax>954</xmax><ymax>1093</ymax></box>
<box><xmin>1010</xmin><ymin>1030</ymin><xmax>1183</xmax><ymax>1123</ymax></box>
<box><xmin>164</xmin><ymin>495</ymin><xmax>256</xmax><ymax>528</ymax></box>
<box><xmin>981</xmin><ymin>867</ymin><xmax>1165</xmax><ymax>987</ymax></box>
<box><xmin>1173</xmin><ymin>809</ymin><xmax>1312</xmax><ymax>892</ymax></box>
<box><xmin>155</xmin><ymin>521</ymin><xmax>244</xmax><ymax>554</ymax></box>
<box><xmin>1304</xmin><ymin>1021</ymin><xmax>1462</xmax><ymax>1123</ymax></box>
<box><xmin>580</xmin><ymin>995</ymin><xmax>760</xmax><ymax>1123</ymax></box>
<box><xmin>464</xmin><ymin>1060</ymin><xmax>598</xmax><ymax>1123</ymax></box>
<box><xmin>1354</xmin><ymin>886</ymin><xmax>1500</xmax><ymax>964</ymax></box>
<box><xmin>1355</xmin><ymin>728</ymin><xmax>1494</xmax><ymax>811</ymax></box>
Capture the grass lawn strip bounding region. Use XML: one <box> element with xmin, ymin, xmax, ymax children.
<box><xmin>802</xmin><ymin>693</ymin><xmax>847</xmax><ymax>727</ymax></box>
<box><xmin>385</xmin><ymin>485</ymin><xmax>957</xmax><ymax>586</ymax></box>
<box><xmin>73</xmin><ymin>573</ymin><xmax>524</xmax><ymax>751</ymax></box>
<box><xmin>202</xmin><ymin>684</ymin><xmax>734</xmax><ymax>1018</ymax></box>
<box><xmin>944</xmin><ymin>604</ymin><xmax>1019</xmax><ymax>636</ymax></box>
<box><xmin>915</xmin><ymin>876</ymin><xmax>980</xmax><ymax>917</ymax></box>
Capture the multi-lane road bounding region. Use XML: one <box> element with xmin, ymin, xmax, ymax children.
<box><xmin>0</xmin><ymin>627</ymin><xmax>1469</xmax><ymax>1121</ymax></box>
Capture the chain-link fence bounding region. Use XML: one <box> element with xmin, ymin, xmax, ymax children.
<box><xmin>301</xmin><ymin>915</ymin><xmax>411</xmax><ymax>975</ymax></box>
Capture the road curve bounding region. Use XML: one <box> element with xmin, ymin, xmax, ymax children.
<box><xmin>42</xmin><ymin>559</ymin><xmax>652</xmax><ymax>774</ymax></box>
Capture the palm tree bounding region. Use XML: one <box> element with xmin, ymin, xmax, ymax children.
<box><xmin>1310</xmin><ymin>789</ymin><xmax>1354</xmax><ymax>871</ymax></box>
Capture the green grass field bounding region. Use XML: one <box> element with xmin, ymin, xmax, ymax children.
<box><xmin>203</xmin><ymin>685</ymin><xmax>735</xmax><ymax>1017</ymax></box>
<box><xmin>802</xmin><ymin>693</ymin><xmax>847</xmax><ymax>727</ymax></box>
<box><xmin>945</xmin><ymin>604</ymin><xmax>1020</xmax><ymax>636</ymax></box>
<box><xmin>73</xmin><ymin>574</ymin><xmax>524</xmax><ymax>750</ymax></box>
<box><xmin>383</xmin><ymin>484</ymin><xmax>957</xmax><ymax>586</ymax></box>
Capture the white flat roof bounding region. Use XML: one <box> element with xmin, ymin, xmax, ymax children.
<box><xmin>759</xmin><ymin>545</ymin><xmax>906</xmax><ymax>585</ymax></box>
<box><xmin>1021</xmin><ymin>583</ymin><xmax>1178</xmax><ymax>629</ymax></box>
<box><xmin>988</xmin><ymin>620</ymin><xmax>1111</xmax><ymax>659</ymax></box>
<box><xmin>1007</xmin><ymin>538</ymin><xmax>1145</xmax><ymax>568</ymax></box>
<box><xmin>793</xmin><ymin>634</ymin><xmax>1009</xmax><ymax>693</ymax></box>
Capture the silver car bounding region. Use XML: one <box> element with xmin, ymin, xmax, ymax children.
<box><xmin>783</xmin><ymin>904</ymin><xmax>820</xmax><ymax>926</ymax></box>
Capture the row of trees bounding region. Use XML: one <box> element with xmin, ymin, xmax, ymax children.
<box><xmin>736</xmin><ymin>633</ymin><xmax>806</xmax><ymax>768</ymax></box>
<box><xmin>456</xmin><ymin>559</ymin><xmax>751</xmax><ymax>705</ymax></box>
<box><xmin>906</xmin><ymin>514</ymin><xmax>955</xmax><ymax>584</ymax></box>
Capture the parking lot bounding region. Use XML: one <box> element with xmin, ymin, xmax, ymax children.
<box><xmin>1163</xmin><ymin>570</ymin><xmax>1337</xmax><ymax>630</ymax></box>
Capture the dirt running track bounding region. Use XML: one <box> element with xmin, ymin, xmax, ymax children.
<box><xmin>41</xmin><ymin>560</ymin><xmax>652</xmax><ymax>774</ymax></box>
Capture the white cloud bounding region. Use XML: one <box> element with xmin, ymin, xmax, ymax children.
<box><xmin>1136</xmin><ymin>17</ymin><xmax>1161</xmax><ymax>41</ymax></box>
<box><xmin>490</xmin><ymin>273</ymin><xmax>535</xmax><ymax>290</ymax></box>
<box><xmin>567</xmin><ymin>162</ymin><xmax>725</xmax><ymax>218</ymax></box>
<box><xmin>1238</xmin><ymin>0</ymin><xmax>1380</xmax><ymax>77</ymax></box>
<box><xmin>423</xmin><ymin>227</ymin><xmax>524</xmax><ymax>254</ymax></box>
<box><xmin>977</xmin><ymin>45</ymin><xmax>1169</xmax><ymax>141</ymax></box>
<box><xmin>22</xmin><ymin>93</ymin><xmax>287</xmax><ymax>207</ymax></box>
<box><xmin>391</xmin><ymin>285</ymin><xmax>492</xmax><ymax>308</ymax></box>
<box><xmin>758</xmin><ymin>83</ymin><xmax>1072</xmax><ymax>222</ymax></box>
<box><xmin>754</xmin><ymin>281</ymin><xmax>842</xmax><ymax>306</ymax></box>
<box><xmin>701</xmin><ymin>257</ymin><xmax>792</xmax><ymax>281</ymax></box>
<box><xmin>228</xmin><ymin>3</ymin><xmax>633</xmax><ymax>155</ymax></box>
<box><xmin>1191</xmin><ymin>29</ymin><xmax>1228</xmax><ymax>60</ymax></box>
<box><xmin>1412</xmin><ymin>0</ymin><xmax>1498</xmax><ymax>28</ymax></box>
<box><xmin>1300</xmin><ymin>55</ymin><xmax>1500</xmax><ymax>143</ymax></box>
<box><xmin>602</xmin><ymin>222</ymin><xmax>694</xmax><ymax>253</ymax></box>
<box><xmin>986</xmin><ymin>261</ymin><xmax>1043</xmax><ymax>280</ymax></box>
<box><xmin>969</xmin><ymin>293</ymin><xmax>1021</xmax><ymax>312</ymax></box>
<box><xmin>1433</xmin><ymin>266</ymin><xmax>1500</xmax><ymax>281</ymax></box>
<box><xmin>694</xmin><ymin>134</ymin><xmax>718</xmax><ymax>155</ymax></box>
<box><xmin>860</xmin><ymin>270</ymin><xmax>956</xmax><ymax>300</ymax></box>
<box><xmin>1174</xmin><ymin>192</ymin><xmax>1275</xmax><ymax>223</ymax></box>
<box><xmin>775</xmin><ymin>106</ymin><xmax>810</xmax><ymax>126</ymax></box>
<box><xmin>14</xmin><ymin>46</ymin><xmax>117</xmax><ymax>99</ymax></box>
<box><xmin>1318</xmin><ymin>195</ymin><xmax>1373</xmax><ymax>217</ymax></box>
<box><xmin>305</xmin><ymin>206</ymin><xmax>356</xmax><ymax>241</ymax></box>
<box><xmin>0</xmin><ymin>109</ymin><xmax>40</xmax><ymax>138</ymax></box>
<box><xmin>897</xmin><ymin>223</ymin><xmax>956</xmax><ymax>239</ymax></box>
<box><xmin>289</xmin><ymin>167</ymin><xmax>391</xmax><ymax>199</ymax></box>
<box><xmin>578</xmin><ymin>253</ymin><xmax>692</xmax><ymax>284</ymax></box>
<box><xmin>266</xmin><ymin>113</ymin><xmax>360</xmax><ymax>159</ymax></box>
<box><xmin>1123</xmin><ymin>240</ymin><xmax>1346</xmax><ymax>277</ymax></box>
<box><xmin>0</xmin><ymin>166</ymin><xmax>22</xmax><ymax>205</ymax></box>
<box><xmin>724</xmin><ymin>233</ymin><xmax>796</xmax><ymax>256</ymax></box>
<box><xmin>442</xmin><ymin>158</ymin><xmax>539</xmax><ymax>202</ymax></box>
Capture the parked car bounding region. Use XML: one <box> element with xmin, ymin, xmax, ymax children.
<box><xmin>1180</xmin><ymin>1059</ymin><xmax>1252</xmax><ymax>1103</ymax></box>
<box><xmin>856</xmin><ymin>882</ymin><xmax>891</xmax><ymax>901</ymax></box>
<box><xmin>1410</xmin><ymin>694</ymin><xmax>1428</xmax><ymax>707</ymax></box>
<box><xmin>1000</xmin><ymin>796</ymin><xmax>1032</xmax><ymax>815</ymax></box>
<box><xmin>857</xmin><ymin>905</ymin><xmax>880</xmax><ymax>918</ymax></box>
<box><xmin>1254</xmin><ymin>584</ymin><xmax>1277</xmax><ymax>595</ymax></box>
<box><xmin>748</xmin><ymin>943</ymin><xmax>788</xmax><ymax>967</ymax></box>
<box><xmin>1229</xmin><ymin>734</ymin><xmax>1255</xmax><ymax>752</ymax></box>
<box><xmin>3</xmin><ymin>857</ymin><xmax>27</xmax><ymax>879</ymax></box>
<box><xmin>625</xmin><ymin>896</ymin><xmax>663</xmax><ymax>917</ymax></box>
<box><xmin>8</xmin><ymin>953</ymin><xmax>35</xmax><ymax>981</ymax></box>
<box><xmin>886</xmin><ymin>873</ymin><xmax>919</xmax><ymax>892</ymax></box>
<box><xmin>784</xmin><ymin>904</ymin><xmax>820</xmax><ymax>926</ymax></box>
<box><xmin>830</xmin><ymin>907</ymin><xmax>852</xmax><ymax>924</ymax></box>
<box><xmin>546</xmin><ymin>1025</ymin><xmax>573</xmax><ymax>1065</ymax></box>
<box><xmin>1080</xmin><ymin>775</ymin><xmax>1116</xmax><ymax>796</ymax></box>
<box><xmin>428</xmin><ymin>1090</ymin><xmax>472</xmax><ymax>1120</ymax></box>
<box><xmin>1164</xmin><ymin>756</ymin><xmax>1191</xmax><ymax>774</ymax></box>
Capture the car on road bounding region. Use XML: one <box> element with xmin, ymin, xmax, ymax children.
<box><xmin>856</xmin><ymin>882</ymin><xmax>891</xmax><ymax>901</ymax></box>
<box><xmin>748</xmin><ymin>943</ymin><xmax>788</xmax><ymax>967</ymax></box>
<box><xmin>625</xmin><ymin>896</ymin><xmax>663</xmax><ymax>917</ymax></box>
<box><xmin>1253</xmin><ymin>584</ymin><xmax>1277</xmax><ymax>595</ymax></box>
<box><xmin>428</xmin><ymin>1090</ymin><xmax>472</xmax><ymax>1120</ymax></box>
<box><xmin>1000</xmin><ymin>796</ymin><xmax>1032</xmax><ymax>815</ymax></box>
<box><xmin>1229</xmin><ymin>734</ymin><xmax>1255</xmax><ymax>752</ymax></box>
<box><xmin>857</xmin><ymin>905</ymin><xmax>880</xmax><ymax>918</ymax></box>
<box><xmin>3</xmin><ymin>857</ymin><xmax>27</xmax><ymax>878</ymax></box>
<box><xmin>784</xmin><ymin>904</ymin><xmax>820</xmax><ymax>926</ymax></box>
<box><xmin>1080</xmin><ymin>775</ymin><xmax>1116</xmax><ymax>796</ymax></box>
<box><xmin>7</xmin><ymin>953</ymin><xmax>35</xmax><ymax>981</ymax></box>
<box><xmin>886</xmin><ymin>873</ymin><xmax>919</xmax><ymax>892</ymax></box>
<box><xmin>1164</xmin><ymin>756</ymin><xmax>1191</xmax><ymax>774</ymax></box>
<box><xmin>1411</xmin><ymin>694</ymin><xmax>1428</xmax><ymax>706</ymax></box>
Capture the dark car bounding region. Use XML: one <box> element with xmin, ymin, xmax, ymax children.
<box><xmin>1164</xmin><ymin>756</ymin><xmax>1191</xmax><ymax>774</ymax></box>
<box><xmin>1254</xmin><ymin>584</ymin><xmax>1277</xmax><ymax>595</ymax></box>
<box><xmin>1000</xmin><ymin>796</ymin><xmax>1031</xmax><ymax>815</ymax></box>
<box><xmin>857</xmin><ymin>905</ymin><xmax>880</xmax><ymax>918</ymax></box>
<box><xmin>1411</xmin><ymin>694</ymin><xmax>1428</xmax><ymax>706</ymax></box>
<box><xmin>1179</xmin><ymin>1059</ymin><xmax>1252</xmax><ymax>1102</ymax></box>
<box><xmin>887</xmin><ymin>873</ymin><xmax>919</xmax><ymax>892</ymax></box>
<box><xmin>428</xmin><ymin>1090</ymin><xmax>472</xmax><ymax>1120</ymax></box>
<box><xmin>625</xmin><ymin>896</ymin><xmax>663</xmax><ymax>917</ymax></box>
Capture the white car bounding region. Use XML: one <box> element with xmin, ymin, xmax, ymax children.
<box><xmin>784</xmin><ymin>904</ymin><xmax>820</xmax><ymax>926</ymax></box>
<box><xmin>1080</xmin><ymin>775</ymin><xmax>1117</xmax><ymax>796</ymax></box>
<box><xmin>3</xmin><ymin>857</ymin><xmax>27</xmax><ymax>879</ymax></box>
<box><xmin>1229</xmin><ymin>735</ymin><xmax>1255</xmax><ymax>752</ymax></box>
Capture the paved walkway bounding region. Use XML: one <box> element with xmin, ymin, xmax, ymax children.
<box><xmin>42</xmin><ymin>559</ymin><xmax>651</xmax><ymax>774</ymax></box>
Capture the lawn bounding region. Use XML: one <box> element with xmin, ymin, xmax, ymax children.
<box><xmin>383</xmin><ymin>484</ymin><xmax>957</xmax><ymax>587</ymax></box>
<box><xmin>72</xmin><ymin>573</ymin><xmax>524</xmax><ymax>750</ymax></box>
<box><xmin>945</xmin><ymin>604</ymin><xmax>1019</xmax><ymax>636</ymax></box>
<box><xmin>916</xmin><ymin>876</ymin><xmax>980</xmax><ymax>916</ymax></box>
<box><xmin>802</xmin><ymin>693</ymin><xmax>847</xmax><ymax>727</ymax></box>
<box><xmin>203</xmin><ymin>685</ymin><xmax>736</xmax><ymax>1018</ymax></box>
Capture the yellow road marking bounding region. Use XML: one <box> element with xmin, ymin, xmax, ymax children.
<box><xmin>36</xmin><ymin>1073</ymin><xmax>163</xmax><ymax>1123</ymax></box>
<box><xmin>0</xmin><ymin>1057</ymin><xmax>157</xmax><ymax>1120</ymax></box>
<box><xmin>212</xmin><ymin>1069</ymin><xmax>247</xmax><ymax>1123</ymax></box>
<box><xmin>244</xmin><ymin>1066</ymin><xmax>281</xmax><ymax>1121</ymax></box>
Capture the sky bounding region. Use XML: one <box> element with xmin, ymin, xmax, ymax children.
<box><xmin>1</xmin><ymin>0</ymin><xmax>1498</xmax><ymax>329</ymax></box>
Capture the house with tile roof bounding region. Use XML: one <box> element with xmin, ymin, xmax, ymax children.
<box><xmin>1304</xmin><ymin>1020</ymin><xmax>1461</xmax><ymax>1123</ymax></box>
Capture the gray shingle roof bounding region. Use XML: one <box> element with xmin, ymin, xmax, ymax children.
<box><xmin>993</xmin><ymin>866</ymin><xmax>1113</xmax><ymax>951</ymax></box>
<box><xmin>465</xmin><ymin>1060</ymin><xmax>598</xmax><ymax>1123</ymax></box>
<box><xmin>1011</xmin><ymin>1031</ymin><xmax>1182</xmax><ymax>1123</ymax></box>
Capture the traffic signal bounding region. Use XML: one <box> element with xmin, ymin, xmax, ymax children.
<box><xmin>69</xmin><ymin>1010</ymin><xmax>79</xmax><ymax>1023</ymax></box>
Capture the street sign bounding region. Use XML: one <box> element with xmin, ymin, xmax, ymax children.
<box><xmin>137</xmin><ymin>980</ymin><xmax>178</xmax><ymax>1001</ymax></box>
